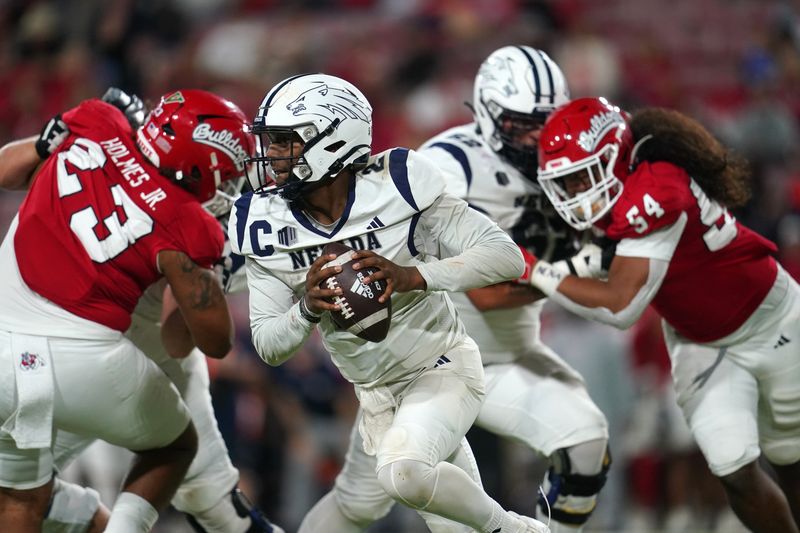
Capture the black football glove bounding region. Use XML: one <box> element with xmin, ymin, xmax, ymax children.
<box><xmin>34</xmin><ymin>114</ymin><xmax>69</xmax><ymax>159</ymax></box>
<box><xmin>596</xmin><ymin>237</ymin><xmax>617</xmax><ymax>272</ymax></box>
<box><xmin>101</xmin><ymin>87</ymin><xmax>146</xmax><ymax>130</ymax></box>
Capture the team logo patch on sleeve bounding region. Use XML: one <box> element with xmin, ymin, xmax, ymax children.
<box><xmin>19</xmin><ymin>352</ymin><xmax>45</xmax><ymax>371</ymax></box>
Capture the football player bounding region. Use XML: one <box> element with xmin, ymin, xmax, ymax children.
<box><xmin>231</xmin><ymin>72</ymin><xmax>549</xmax><ymax>533</ymax></box>
<box><xmin>41</xmin><ymin>90</ymin><xmax>283</xmax><ymax>533</ymax></box>
<box><xmin>301</xmin><ymin>46</ymin><xmax>612</xmax><ymax>533</ymax></box>
<box><xmin>530</xmin><ymin>97</ymin><xmax>800</xmax><ymax>532</ymax></box>
<box><xmin>0</xmin><ymin>89</ymin><xmax>256</xmax><ymax>532</ymax></box>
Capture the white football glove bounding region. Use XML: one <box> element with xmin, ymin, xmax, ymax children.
<box><xmin>554</xmin><ymin>242</ymin><xmax>607</xmax><ymax>278</ymax></box>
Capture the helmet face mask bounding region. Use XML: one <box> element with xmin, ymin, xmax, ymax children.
<box><xmin>473</xmin><ymin>46</ymin><xmax>569</xmax><ymax>178</ymax></box>
<box><xmin>540</xmin><ymin>143</ymin><xmax>623</xmax><ymax>229</ymax></box>
<box><xmin>247</xmin><ymin>73</ymin><xmax>372</xmax><ymax>199</ymax></box>
<box><xmin>136</xmin><ymin>89</ymin><xmax>255</xmax><ymax>206</ymax></box>
<box><xmin>537</xmin><ymin>97</ymin><xmax>633</xmax><ymax>230</ymax></box>
<box><xmin>495</xmin><ymin>109</ymin><xmax>550</xmax><ymax>175</ymax></box>
<box><xmin>202</xmin><ymin>176</ymin><xmax>248</xmax><ymax>219</ymax></box>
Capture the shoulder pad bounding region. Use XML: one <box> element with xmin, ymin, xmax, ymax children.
<box><xmin>607</xmin><ymin>162</ymin><xmax>694</xmax><ymax>240</ymax></box>
<box><xmin>386</xmin><ymin>148</ymin><xmax>445</xmax><ymax>212</ymax></box>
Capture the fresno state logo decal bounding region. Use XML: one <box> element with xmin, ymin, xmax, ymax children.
<box><xmin>192</xmin><ymin>123</ymin><xmax>249</xmax><ymax>170</ymax></box>
<box><xmin>577</xmin><ymin>110</ymin><xmax>625</xmax><ymax>153</ymax></box>
<box><xmin>19</xmin><ymin>351</ymin><xmax>45</xmax><ymax>371</ymax></box>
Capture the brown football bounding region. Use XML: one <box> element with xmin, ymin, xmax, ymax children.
<box><xmin>320</xmin><ymin>242</ymin><xmax>391</xmax><ymax>342</ymax></box>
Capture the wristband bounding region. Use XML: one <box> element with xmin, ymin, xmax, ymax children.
<box><xmin>298</xmin><ymin>297</ymin><xmax>322</xmax><ymax>323</ymax></box>
<box><xmin>530</xmin><ymin>260</ymin><xmax>567</xmax><ymax>296</ymax></box>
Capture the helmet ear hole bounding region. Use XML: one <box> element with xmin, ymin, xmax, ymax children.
<box><xmin>325</xmin><ymin>141</ymin><xmax>346</xmax><ymax>153</ymax></box>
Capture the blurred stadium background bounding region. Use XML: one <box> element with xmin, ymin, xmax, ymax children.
<box><xmin>1</xmin><ymin>0</ymin><xmax>799</xmax><ymax>531</ymax></box>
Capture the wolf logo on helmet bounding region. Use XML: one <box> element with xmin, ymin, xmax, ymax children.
<box><xmin>286</xmin><ymin>82</ymin><xmax>371</xmax><ymax>124</ymax></box>
<box><xmin>477</xmin><ymin>56</ymin><xmax>520</xmax><ymax>99</ymax></box>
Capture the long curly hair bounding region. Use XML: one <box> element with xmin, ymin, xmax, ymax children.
<box><xmin>629</xmin><ymin>108</ymin><xmax>751</xmax><ymax>208</ymax></box>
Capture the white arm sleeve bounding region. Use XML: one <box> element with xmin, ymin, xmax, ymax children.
<box><xmin>547</xmin><ymin>215</ymin><xmax>687</xmax><ymax>329</ymax></box>
<box><xmin>547</xmin><ymin>257</ymin><xmax>669</xmax><ymax>329</ymax></box>
<box><xmin>415</xmin><ymin>193</ymin><xmax>525</xmax><ymax>291</ymax></box>
<box><xmin>247</xmin><ymin>257</ymin><xmax>316</xmax><ymax>366</ymax></box>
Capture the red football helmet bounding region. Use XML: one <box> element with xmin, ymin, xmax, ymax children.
<box><xmin>537</xmin><ymin>97</ymin><xmax>633</xmax><ymax>230</ymax></box>
<box><xmin>136</xmin><ymin>89</ymin><xmax>255</xmax><ymax>209</ymax></box>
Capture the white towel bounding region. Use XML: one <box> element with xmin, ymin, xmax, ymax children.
<box><xmin>1</xmin><ymin>333</ymin><xmax>54</xmax><ymax>449</ymax></box>
<box><xmin>354</xmin><ymin>385</ymin><xmax>396</xmax><ymax>456</ymax></box>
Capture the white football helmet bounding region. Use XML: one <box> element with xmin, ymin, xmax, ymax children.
<box><xmin>248</xmin><ymin>73</ymin><xmax>372</xmax><ymax>199</ymax></box>
<box><xmin>473</xmin><ymin>46</ymin><xmax>569</xmax><ymax>176</ymax></box>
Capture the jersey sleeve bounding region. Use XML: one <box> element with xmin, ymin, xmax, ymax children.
<box><xmin>417</xmin><ymin>143</ymin><xmax>471</xmax><ymax>200</ymax></box>
<box><xmin>61</xmin><ymin>99</ymin><xmax>134</xmax><ymax>140</ymax></box>
<box><xmin>415</xmin><ymin>193</ymin><xmax>525</xmax><ymax>291</ymax></box>
<box><xmin>160</xmin><ymin>206</ymin><xmax>224</xmax><ymax>268</ymax></box>
<box><xmin>606</xmin><ymin>162</ymin><xmax>695</xmax><ymax>241</ymax></box>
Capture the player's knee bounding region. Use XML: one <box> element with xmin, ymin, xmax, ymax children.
<box><xmin>42</xmin><ymin>478</ymin><xmax>104</xmax><ymax>533</ymax></box>
<box><xmin>376</xmin><ymin>459</ymin><xmax>437</xmax><ymax>510</ymax></box>
<box><xmin>539</xmin><ymin>438</ymin><xmax>611</xmax><ymax>526</ymax></box>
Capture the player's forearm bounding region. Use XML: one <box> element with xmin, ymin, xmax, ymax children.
<box><xmin>548</xmin><ymin>279</ymin><xmax>646</xmax><ymax>330</ymax></box>
<box><xmin>556</xmin><ymin>276</ymin><xmax>631</xmax><ymax>311</ymax></box>
<box><xmin>161</xmin><ymin>307</ymin><xmax>195</xmax><ymax>358</ymax></box>
<box><xmin>466</xmin><ymin>282</ymin><xmax>544</xmax><ymax>311</ymax></box>
<box><xmin>0</xmin><ymin>137</ymin><xmax>41</xmax><ymax>190</ymax></box>
<box><xmin>419</xmin><ymin>234</ymin><xmax>524</xmax><ymax>292</ymax></box>
<box><xmin>250</xmin><ymin>303</ymin><xmax>316</xmax><ymax>366</ymax></box>
<box><xmin>545</xmin><ymin>257</ymin><xmax>669</xmax><ymax>330</ymax></box>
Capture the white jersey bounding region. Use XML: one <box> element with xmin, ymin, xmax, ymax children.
<box><xmin>420</xmin><ymin>124</ymin><xmax>582</xmax><ymax>364</ymax></box>
<box><xmin>229</xmin><ymin>148</ymin><xmax>524</xmax><ymax>387</ymax></box>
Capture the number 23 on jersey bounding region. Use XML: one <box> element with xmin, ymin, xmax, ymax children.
<box><xmin>57</xmin><ymin>138</ymin><xmax>154</xmax><ymax>263</ymax></box>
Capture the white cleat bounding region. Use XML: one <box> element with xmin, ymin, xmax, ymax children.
<box><xmin>508</xmin><ymin>511</ymin><xmax>550</xmax><ymax>533</ymax></box>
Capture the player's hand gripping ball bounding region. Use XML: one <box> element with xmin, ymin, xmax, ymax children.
<box><xmin>320</xmin><ymin>242</ymin><xmax>391</xmax><ymax>342</ymax></box>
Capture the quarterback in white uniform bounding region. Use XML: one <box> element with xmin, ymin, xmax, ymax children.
<box><xmin>233</xmin><ymin>73</ymin><xmax>549</xmax><ymax>533</ymax></box>
<box><xmin>304</xmin><ymin>48</ymin><xmax>611</xmax><ymax>533</ymax></box>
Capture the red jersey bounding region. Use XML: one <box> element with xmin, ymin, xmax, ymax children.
<box><xmin>605</xmin><ymin>161</ymin><xmax>778</xmax><ymax>343</ymax></box>
<box><xmin>15</xmin><ymin>99</ymin><xmax>223</xmax><ymax>332</ymax></box>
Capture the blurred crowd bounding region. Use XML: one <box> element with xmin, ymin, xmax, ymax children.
<box><xmin>2</xmin><ymin>0</ymin><xmax>800</xmax><ymax>531</ymax></box>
